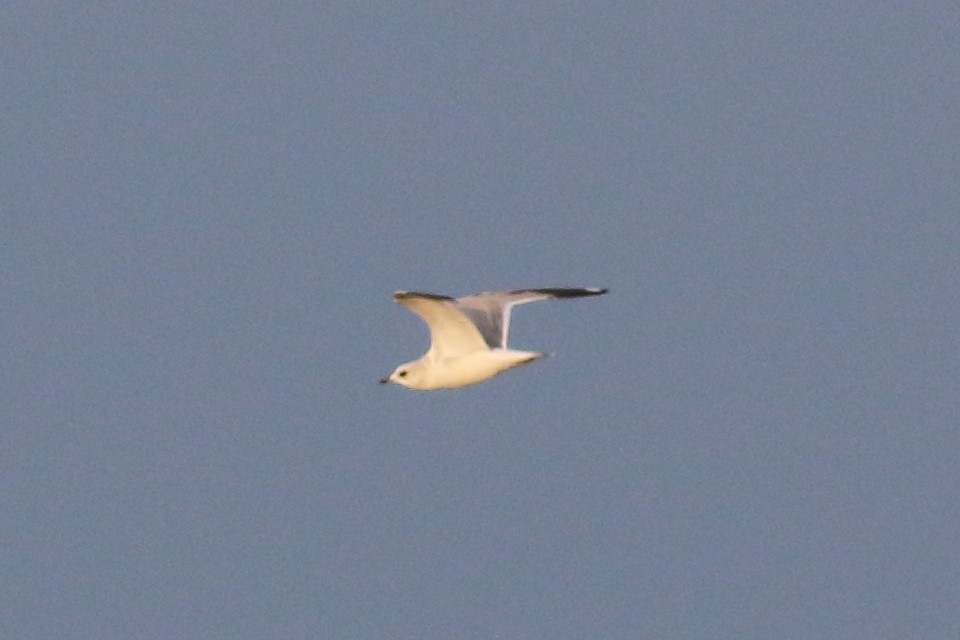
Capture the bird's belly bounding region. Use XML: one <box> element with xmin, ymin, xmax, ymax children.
<box><xmin>426</xmin><ymin>350</ymin><xmax>542</xmax><ymax>389</ymax></box>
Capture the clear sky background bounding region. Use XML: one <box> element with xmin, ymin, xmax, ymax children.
<box><xmin>4</xmin><ymin>3</ymin><xmax>958</xmax><ymax>638</ymax></box>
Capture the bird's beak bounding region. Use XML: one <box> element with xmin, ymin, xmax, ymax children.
<box><xmin>379</xmin><ymin>376</ymin><xmax>390</xmax><ymax>384</ymax></box>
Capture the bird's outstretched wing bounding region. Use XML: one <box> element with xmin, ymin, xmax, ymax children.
<box><xmin>394</xmin><ymin>291</ymin><xmax>489</xmax><ymax>358</ymax></box>
<box><xmin>455</xmin><ymin>288</ymin><xmax>607</xmax><ymax>348</ymax></box>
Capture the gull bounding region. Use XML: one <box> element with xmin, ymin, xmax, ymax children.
<box><xmin>380</xmin><ymin>287</ymin><xmax>608</xmax><ymax>390</ymax></box>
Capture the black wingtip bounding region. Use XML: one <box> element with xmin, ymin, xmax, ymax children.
<box><xmin>535</xmin><ymin>287</ymin><xmax>608</xmax><ymax>298</ymax></box>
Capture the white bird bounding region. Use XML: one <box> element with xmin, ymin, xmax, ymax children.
<box><xmin>380</xmin><ymin>287</ymin><xmax>608</xmax><ymax>390</ymax></box>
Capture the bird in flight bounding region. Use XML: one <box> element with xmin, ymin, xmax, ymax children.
<box><xmin>380</xmin><ymin>287</ymin><xmax>608</xmax><ymax>390</ymax></box>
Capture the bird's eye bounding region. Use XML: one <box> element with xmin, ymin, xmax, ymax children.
<box><xmin>398</xmin><ymin>370</ymin><xmax>407</xmax><ymax>377</ymax></box>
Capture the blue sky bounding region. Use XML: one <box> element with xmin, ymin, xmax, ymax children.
<box><xmin>4</xmin><ymin>3</ymin><xmax>959</xmax><ymax>638</ymax></box>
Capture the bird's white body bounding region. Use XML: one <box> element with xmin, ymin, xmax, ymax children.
<box><xmin>389</xmin><ymin>348</ymin><xmax>544</xmax><ymax>391</ymax></box>
<box><xmin>380</xmin><ymin>288</ymin><xmax>607</xmax><ymax>390</ymax></box>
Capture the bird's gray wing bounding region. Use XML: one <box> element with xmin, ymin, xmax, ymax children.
<box><xmin>455</xmin><ymin>288</ymin><xmax>607</xmax><ymax>349</ymax></box>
